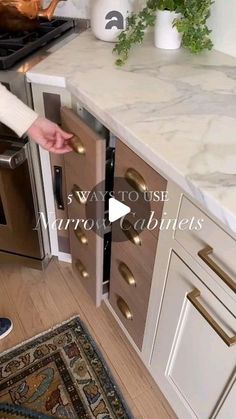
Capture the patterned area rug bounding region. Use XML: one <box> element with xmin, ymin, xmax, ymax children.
<box><xmin>0</xmin><ymin>317</ymin><xmax>133</xmax><ymax>419</ymax></box>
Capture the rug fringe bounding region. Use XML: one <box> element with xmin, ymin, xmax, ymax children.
<box><xmin>0</xmin><ymin>315</ymin><xmax>81</xmax><ymax>358</ymax></box>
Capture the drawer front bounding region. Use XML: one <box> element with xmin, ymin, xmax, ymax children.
<box><xmin>114</xmin><ymin>140</ymin><xmax>167</xmax><ymax>238</ymax></box>
<box><xmin>111</xmin><ymin>241</ymin><xmax>153</xmax><ymax>309</ymax></box>
<box><xmin>151</xmin><ymin>252</ymin><xmax>236</xmax><ymax>419</ymax></box>
<box><xmin>109</xmin><ymin>282</ymin><xmax>148</xmax><ymax>350</ymax></box>
<box><xmin>175</xmin><ymin>196</ymin><xmax>236</xmax><ymax>294</ymax></box>
<box><xmin>109</xmin><ymin>140</ymin><xmax>163</xmax><ymax>348</ymax></box>
<box><xmin>113</xmin><ymin>225</ymin><xmax>158</xmax><ymax>270</ymax></box>
<box><xmin>61</xmin><ymin>107</ymin><xmax>106</xmax><ymax>306</ymax></box>
<box><xmin>109</xmin><ymin>228</ymin><xmax>157</xmax><ymax>349</ymax></box>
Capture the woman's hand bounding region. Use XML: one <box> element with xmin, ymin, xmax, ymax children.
<box><xmin>27</xmin><ymin>117</ymin><xmax>72</xmax><ymax>154</ymax></box>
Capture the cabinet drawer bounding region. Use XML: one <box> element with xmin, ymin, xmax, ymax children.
<box><xmin>114</xmin><ymin>140</ymin><xmax>167</xmax><ymax>238</ymax></box>
<box><xmin>175</xmin><ymin>196</ymin><xmax>236</xmax><ymax>294</ymax></box>
<box><xmin>111</xmin><ymin>241</ymin><xmax>152</xmax><ymax>308</ymax></box>
<box><xmin>109</xmin><ymin>281</ymin><xmax>148</xmax><ymax>350</ymax></box>
<box><xmin>114</xmin><ymin>225</ymin><xmax>158</xmax><ymax>270</ymax></box>
<box><xmin>151</xmin><ymin>252</ymin><xmax>236</xmax><ymax>419</ymax></box>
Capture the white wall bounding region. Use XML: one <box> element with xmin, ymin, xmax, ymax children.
<box><xmin>44</xmin><ymin>0</ymin><xmax>91</xmax><ymax>19</ymax></box>
<box><xmin>49</xmin><ymin>0</ymin><xmax>144</xmax><ymax>20</ymax></box>
<box><xmin>209</xmin><ymin>0</ymin><xmax>236</xmax><ymax>58</ymax></box>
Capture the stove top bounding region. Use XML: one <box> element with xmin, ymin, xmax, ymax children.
<box><xmin>0</xmin><ymin>19</ymin><xmax>74</xmax><ymax>70</ymax></box>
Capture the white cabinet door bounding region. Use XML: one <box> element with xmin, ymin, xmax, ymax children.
<box><xmin>215</xmin><ymin>377</ymin><xmax>236</xmax><ymax>418</ymax></box>
<box><xmin>150</xmin><ymin>252</ymin><xmax>236</xmax><ymax>419</ymax></box>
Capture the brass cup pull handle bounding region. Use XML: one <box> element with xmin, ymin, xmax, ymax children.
<box><xmin>122</xmin><ymin>220</ymin><xmax>142</xmax><ymax>246</ymax></box>
<box><xmin>74</xmin><ymin>227</ymin><xmax>88</xmax><ymax>245</ymax></box>
<box><xmin>71</xmin><ymin>185</ymin><xmax>88</xmax><ymax>205</ymax></box>
<box><xmin>125</xmin><ymin>168</ymin><xmax>147</xmax><ymax>193</ymax></box>
<box><xmin>187</xmin><ymin>289</ymin><xmax>236</xmax><ymax>347</ymax></box>
<box><xmin>118</xmin><ymin>262</ymin><xmax>136</xmax><ymax>286</ymax></box>
<box><xmin>117</xmin><ymin>296</ymin><xmax>133</xmax><ymax>320</ymax></box>
<box><xmin>75</xmin><ymin>259</ymin><xmax>89</xmax><ymax>279</ymax></box>
<box><xmin>70</xmin><ymin>135</ymin><xmax>86</xmax><ymax>155</ymax></box>
<box><xmin>198</xmin><ymin>246</ymin><xmax>236</xmax><ymax>293</ymax></box>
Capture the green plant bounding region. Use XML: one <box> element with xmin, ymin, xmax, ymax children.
<box><xmin>113</xmin><ymin>0</ymin><xmax>214</xmax><ymax>66</ymax></box>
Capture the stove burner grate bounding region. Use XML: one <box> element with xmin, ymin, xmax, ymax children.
<box><xmin>0</xmin><ymin>19</ymin><xmax>74</xmax><ymax>70</ymax></box>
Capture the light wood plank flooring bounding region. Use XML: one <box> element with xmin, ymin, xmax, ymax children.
<box><xmin>0</xmin><ymin>259</ymin><xmax>176</xmax><ymax>419</ymax></box>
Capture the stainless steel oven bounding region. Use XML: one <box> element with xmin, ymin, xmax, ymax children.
<box><xmin>0</xmin><ymin>138</ymin><xmax>47</xmax><ymax>268</ymax></box>
<box><xmin>0</xmin><ymin>18</ymin><xmax>87</xmax><ymax>269</ymax></box>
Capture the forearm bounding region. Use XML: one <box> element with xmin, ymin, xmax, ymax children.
<box><xmin>0</xmin><ymin>83</ymin><xmax>38</xmax><ymax>137</ymax></box>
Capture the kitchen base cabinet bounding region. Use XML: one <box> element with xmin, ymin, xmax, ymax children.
<box><xmin>150</xmin><ymin>252</ymin><xmax>236</xmax><ymax>419</ymax></box>
<box><xmin>31</xmin><ymin>81</ymin><xmax>236</xmax><ymax>419</ymax></box>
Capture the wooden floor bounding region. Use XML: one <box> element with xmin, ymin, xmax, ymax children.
<box><xmin>0</xmin><ymin>258</ymin><xmax>176</xmax><ymax>419</ymax></box>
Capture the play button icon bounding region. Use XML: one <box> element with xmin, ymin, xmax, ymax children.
<box><xmin>85</xmin><ymin>177</ymin><xmax>151</xmax><ymax>242</ymax></box>
<box><xmin>108</xmin><ymin>198</ymin><xmax>131</xmax><ymax>222</ymax></box>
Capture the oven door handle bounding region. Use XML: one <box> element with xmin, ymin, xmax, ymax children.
<box><xmin>54</xmin><ymin>166</ymin><xmax>64</xmax><ymax>210</ymax></box>
<box><xmin>0</xmin><ymin>145</ymin><xmax>26</xmax><ymax>169</ymax></box>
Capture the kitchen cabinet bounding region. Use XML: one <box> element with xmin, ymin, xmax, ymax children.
<box><xmin>175</xmin><ymin>196</ymin><xmax>236</xmax><ymax>294</ymax></box>
<box><xmin>109</xmin><ymin>139</ymin><xmax>168</xmax><ymax>349</ymax></box>
<box><xmin>31</xmin><ymin>81</ymin><xmax>236</xmax><ymax>419</ymax></box>
<box><xmin>150</xmin><ymin>251</ymin><xmax>236</xmax><ymax>419</ymax></box>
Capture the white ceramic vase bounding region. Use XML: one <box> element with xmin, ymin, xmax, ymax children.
<box><xmin>91</xmin><ymin>0</ymin><xmax>133</xmax><ymax>43</ymax></box>
<box><xmin>154</xmin><ymin>9</ymin><xmax>182</xmax><ymax>50</ymax></box>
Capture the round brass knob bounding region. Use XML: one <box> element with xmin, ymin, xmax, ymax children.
<box><xmin>70</xmin><ymin>135</ymin><xmax>86</xmax><ymax>155</ymax></box>
<box><xmin>125</xmin><ymin>168</ymin><xmax>147</xmax><ymax>193</ymax></box>
<box><xmin>118</xmin><ymin>261</ymin><xmax>136</xmax><ymax>286</ymax></box>
<box><xmin>75</xmin><ymin>259</ymin><xmax>89</xmax><ymax>279</ymax></box>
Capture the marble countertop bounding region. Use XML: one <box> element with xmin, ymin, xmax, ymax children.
<box><xmin>27</xmin><ymin>30</ymin><xmax>236</xmax><ymax>233</ymax></box>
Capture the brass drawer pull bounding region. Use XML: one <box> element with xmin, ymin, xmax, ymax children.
<box><xmin>187</xmin><ymin>289</ymin><xmax>236</xmax><ymax>347</ymax></box>
<box><xmin>118</xmin><ymin>262</ymin><xmax>136</xmax><ymax>286</ymax></box>
<box><xmin>122</xmin><ymin>220</ymin><xmax>141</xmax><ymax>246</ymax></box>
<box><xmin>72</xmin><ymin>184</ymin><xmax>87</xmax><ymax>205</ymax></box>
<box><xmin>125</xmin><ymin>168</ymin><xmax>147</xmax><ymax>193</ymax></box>
<box><xmin>117</xmin><ymin>296</ymin><xmax>133</xmax><ymax>320</ymax></box>
<box><xmin>74</xmin><ymin>227</ymin><xmax>88</xmax><ymax>245</ymax></box>
<box><xmin>70</xmin><ymin>135</ymin><xmax>86</xmax><ymax>155</ymax></box>
<box><xmin>75</xmin><ymin>259</ymin><xmax>89</xmax><ymax>279</ymax></box>
<box><xmin>198</xmin><ymin>246</ymin><xmax>236</xmax><ymax>293</ymax></box>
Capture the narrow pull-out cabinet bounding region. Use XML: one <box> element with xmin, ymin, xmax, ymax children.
<box><xmin>109</xmin><ymin>139</ymin><xmax>168</xmax><ymax>349</ymax></box>
<box><xmin>150</xmin><ymin>251</ymin><xmax>236</xmax><ymax>419</ymax></box>
<box><xmin>61</xmin><ymin>107</ymin><xmax>106</xmax><ymax>306</ymax></box>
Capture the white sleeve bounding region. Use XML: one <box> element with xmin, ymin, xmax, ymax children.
<box><xmin>0</xmin><ymin>83</ymin><xmax>38</xmax><ymax>137</ymax></box>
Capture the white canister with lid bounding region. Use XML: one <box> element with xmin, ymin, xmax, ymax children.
<box><xmin>91</xmin><ymin>0</ymin><xmax>134</xmax><ymax>42</ymax></box>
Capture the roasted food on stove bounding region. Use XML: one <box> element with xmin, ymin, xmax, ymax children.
<box><xmin>0</xmin><ymin>0</ymin><xmax>66</xmax><ymax>32</ymax></box>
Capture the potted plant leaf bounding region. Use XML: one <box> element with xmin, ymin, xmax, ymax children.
<box><xmin>113</xmin><ymin>0</ymin><xmax>214</xmax><ymax>66</ymax></box>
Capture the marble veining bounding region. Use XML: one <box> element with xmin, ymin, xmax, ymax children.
<box><xmin>27</xmin><ymin>31</ymin><xmax>236</xmax><ymax>233</ymax></box>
